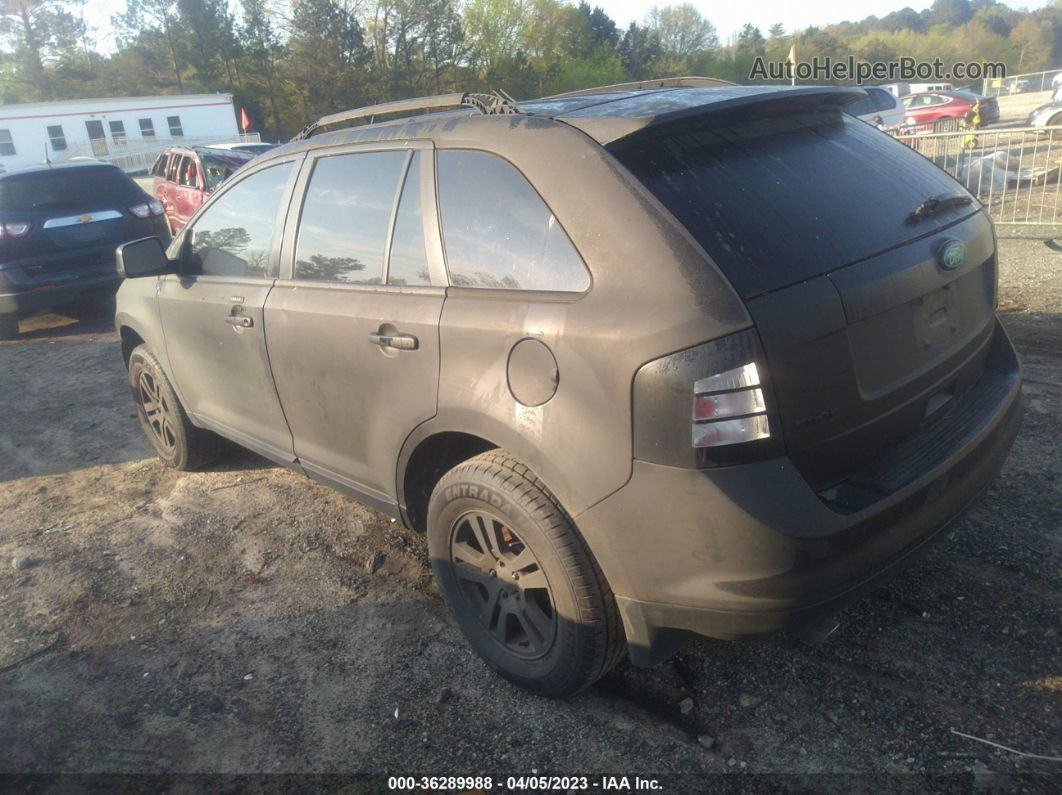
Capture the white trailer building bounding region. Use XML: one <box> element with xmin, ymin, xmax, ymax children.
<box><xmin>0</xmin><ymin>94</ymin><xmax>252</xmax><ymax>172</ymax></box>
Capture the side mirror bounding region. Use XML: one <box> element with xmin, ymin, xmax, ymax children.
<box><xmin>116</xmin><ymin>237</ymin><xmax>174</xmax><ymax>278</ymax></box>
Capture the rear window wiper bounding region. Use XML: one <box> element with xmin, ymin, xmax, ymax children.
<box><xmin>906</xmin><ymin>194</ymin><xmax>973</xmax><ymax>224</ymax></box>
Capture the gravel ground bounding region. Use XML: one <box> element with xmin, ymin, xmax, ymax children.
<box><xmin>0</xmin><ymin>239</ymin><xmax>1059</xmax><ymax>791</ymax></box>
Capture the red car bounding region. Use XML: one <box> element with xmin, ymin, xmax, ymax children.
<box><xmin>901</xmin><ymin>90</ymin><xmax>999</xmax><ymax>128</ymax></box>
<box><xmin>149</xmin><ymin>146</ymin><xmax>254</xmax><ymax>233</ymax></box>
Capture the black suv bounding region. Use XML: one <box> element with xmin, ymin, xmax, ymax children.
<box><xmin>114</xmin><ymin>79</ymin><xmax>1022</xmax><ymax>696</ymax></box>
<box><xmin>0</xmin><ymin>161</ymin><xmax>169</xmax><ymax>338</ymax></box>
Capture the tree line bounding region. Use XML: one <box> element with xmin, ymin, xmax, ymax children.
<box><xmin>2</xmin><ymin>0</ymin><xmax>1062</xmax><ymax>139</ymax></box>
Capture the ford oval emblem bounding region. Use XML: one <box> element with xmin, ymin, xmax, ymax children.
<box><xmin>938</xmin><ymin>239</ymin><xmax>966</xmax><ymax>271</ymax></box>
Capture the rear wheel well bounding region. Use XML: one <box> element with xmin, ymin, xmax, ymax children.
<box><xmin>402</xmin><ymin>432</ymin><xmax>496</xmax><ymax>532</ymax></box>
<box><xmin>120</xmin><ymin>326</ymin><xmax>145</xmax><ymax>366</ymax></box>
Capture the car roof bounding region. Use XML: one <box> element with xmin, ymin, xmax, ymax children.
<box><xmin>0</xmin><ymin>159</ymin><xmax>122</xmax><ymax>180</ymax></box>
<box><xmin>266</xmin><ymin>83</ymin><xmax>866</xmax><ymax>156</ymax></box>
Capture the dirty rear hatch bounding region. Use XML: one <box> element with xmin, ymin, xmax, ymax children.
<box><xmin>610</xmin><ymin>101</ymin><xmax>999</xmax><ymax>492</ymax></box>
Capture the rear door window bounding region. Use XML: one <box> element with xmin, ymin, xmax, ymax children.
<box><xmin>293</xmin><ymin>150</ymin><xmax>406</xmax><ymax>285</ymax></box>
<box><xmin>610</xmin><ymin>112</ymin><xmax>970</xmax><ymax>298</ymax></box>
<box><xmin>436</xmin><ymin>150</ymin><xmax>589</xmax><ymax>292</ymax></box>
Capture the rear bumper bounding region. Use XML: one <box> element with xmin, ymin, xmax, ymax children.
<box><xmin>0</xmin><ymin>249</ymin><xmax>123</xmax><ymax>315</ymax></box>
<box><xmin>576</xmin><ymin>319</ymin><xmax>1022</xmax><ymax>666</ymax></box>
<box><xmin>0</xmin><ymin>272</ymin><xmax>118</xmax><ymax>315</ymax></box>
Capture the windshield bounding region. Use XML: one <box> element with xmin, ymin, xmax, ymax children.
<box><xmin>0</xmin><ymin>167</ymin><xmax>139</xmax><ymax>212</ymax></box>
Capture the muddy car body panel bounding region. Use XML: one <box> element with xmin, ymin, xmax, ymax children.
<box><xmin>116</xmin><ymin>83</ymin><xmax>1022</xmax><ymax>674</ymax></box>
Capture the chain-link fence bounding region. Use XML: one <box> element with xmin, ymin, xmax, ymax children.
<box><xmin>981</xmin><ymin>69</ymin><xmax>1062</xmax><ymax>98</ymax></box>
<box><xmin>892</xmin><ymin>125</ymin><xmax>1062</xmax><ymax>229</ymax></box>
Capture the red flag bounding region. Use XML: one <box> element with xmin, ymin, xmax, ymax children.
<box><xmin>239</xmin><ymin>107</ymin><xmax>252</xmax><ymax>132</ymax></box>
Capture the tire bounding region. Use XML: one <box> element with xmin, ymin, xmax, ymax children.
<box><xmin>127</xmin><ymin>344</ymin><xmax>222</xmax><ymax>470</ymax></box>
<box><xmin>0</xmin><ymin>313</ymin><xmax>18</xmax><ymax>340</ymax></box>
<box><xmin>1049</xmin><ymin>113</ymin><xmax>1062</xmax><ymax>127</ymax></box>
<box><xmin>427</xmin><ymin>450</ymin><xmax>625</xmax><ymax>696</ymax></box>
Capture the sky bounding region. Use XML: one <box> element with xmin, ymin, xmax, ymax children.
<box><xmin>82</xmin><ymin>0</ymin><xmax>1053</xmax><ymax>52</ymax></box>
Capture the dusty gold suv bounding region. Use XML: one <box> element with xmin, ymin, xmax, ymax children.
<box><xmin>115</xmin><ymin>80</ymin><xmax>1022</xmax><ymax>696</ymax></box>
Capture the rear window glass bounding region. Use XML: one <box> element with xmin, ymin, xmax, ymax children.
<box><xmin>0</xmin><ymin>167</ymin><xmax>138</xmax><ymax>212</ymax></box>
<box><xmin>610</xmin><ymin>113</ymin><xmax>968</xmax><ymax>298</ymax></box>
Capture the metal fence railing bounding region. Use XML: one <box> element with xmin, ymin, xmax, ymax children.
<box><xmin>982</xmin><ymin>68</ymin><xmax>1062</xmax><ymax>98</ymax></box>
<box><xmin>51</xmin><ymin>133</ymin><xmax>263</xmax><ymax>174</ymax></box>
<box><xmin>892</xmin><ymin>125</ymin><xmax>1062</xmax><ymax>228</ymax></box>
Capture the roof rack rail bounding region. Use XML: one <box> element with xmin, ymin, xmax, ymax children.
<box><xmin>291</xmin><ymin>91</ymin><xmax>521</xmax><ymax>141</ymax></box>
<box><xmin>544</xmin><ymin>76</ymin><xmax>736</xmax><ymax>99</ymax></box>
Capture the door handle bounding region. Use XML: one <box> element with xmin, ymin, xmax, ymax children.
<box><xmin>368</xmin><ymin>331</ymin><xmax>418</xmax><ymax>351</ymax></box>
<box><xmin>226</xmin><ymin>315</ymin><xmax>253</xmax><ymax>328</ymax></box>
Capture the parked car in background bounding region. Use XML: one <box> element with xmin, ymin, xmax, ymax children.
<box><xmin>880</xmin><ymin>82</ymin><xmax>910</xmax><ymax>98</ymax></box>
<box><xmin>115</xmin><ymin>81</ymin><xmax>1021</xmax><ymax>696</ymax></box>
<box><xmin>1026</xmin><ymin>100</ymin><xmax>1062</xmax><ymax>128</ymax></box>
<box><xmin>0</xmin><ymin>161</ymin><xmax>168</xmax><ymax>338</ymax></box>
<box><xmin>909</xmin><ymin>82</ymin><xmax>954</xmax><ymax>94</ymax></box>
<box><xmin>901</xmin><ymin>91</ymin><xmax>999</xmax><ymax>128</ymax></box>
<box><xmin>207</xmin><ymin>142</ymin><xmax>277</xmax><ymax>156</ymax></box>
<box><xmin>845</xmin><ymin>87</ymin><xmax>904</xmax><ymax>128</ymax></box>
<box><xmin>150</xmin><ymin>146</ymin><xmax>255</xmax><ymax>234</ymax></box>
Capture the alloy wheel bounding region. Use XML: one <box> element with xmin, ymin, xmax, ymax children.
<box><xmin>138</xmin><ymin>369</ymin><xmax>177</xmax><ymax>455</ymax></box>
<box><xmin>449</xmin><ymin>511</ymin><xmax>557</xmax><ymax>659</ymax></box>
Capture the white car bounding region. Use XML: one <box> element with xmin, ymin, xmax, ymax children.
<box><xmin>846</xmin><ymin>87</ymin><xmax>905</xmax><ymax>129</ymax></box>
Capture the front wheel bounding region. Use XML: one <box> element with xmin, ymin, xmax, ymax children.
<box><xmin>128</xmin><ymin>344</ymin><xmax>222</xmax><ymax>470</ymax></box>
<box><xmin>427</xmin><ymin>450</ymin><xmax>625</xmax><ymax>697</ymax></box>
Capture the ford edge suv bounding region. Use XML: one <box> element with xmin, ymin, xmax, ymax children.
<box><xmin>113</xmin><ymin>79</ymin><xmax>1022</xmax><ymax>697</ymax></box>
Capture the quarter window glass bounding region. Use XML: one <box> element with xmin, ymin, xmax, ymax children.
<box><xmin>186</xmin><ymin>162</ymin><xmax>293</xmax><ymax>279</ymax></box>
<box><xmin>165</xmin><ymin>154</ymin><xmax>179</xmax><ymax>182</ymax></box>
<box><xmin>387</xmin><ymin>153</ymin><xmax>430</xmax><ymax>286</ymax></box>
<box><xmin>294</xmin><ymin>151</ymin><xmax>405</xmax><ymax>284</ymax></box>
<box><xmin>437</xmin><ymin>150</ymin><xmax>589</xmax><ymax>291</ymax></box>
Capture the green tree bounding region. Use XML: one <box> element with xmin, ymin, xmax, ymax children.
<box><xmin>1009</xmin><ymin>15</ymin><xmax>1053</xmax><ymax>71</ymax></box>
<box><xmin>287</xmin><ymin>0</ymin><xmax>371</xmax><ymax>120</ymax></box>
<box><xmin>645</xmin><ymin>3</ymin><xmax>718</xmax><ymax>73</ymax></box>
<box><xmin>113</xmin><ymin>0</ymin><xmax>185</xmax><ymax>91</ymax></box>
<box><xmin>619</xmin><ymin>21</ymin><xmax>661</xmax><ymax>79</ymax></box>
<box><xmin>1</xmin><ymin>0</ymin><xmax>84</xmax><ymax>98</ymax></box>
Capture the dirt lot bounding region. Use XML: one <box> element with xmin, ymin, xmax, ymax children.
<box><xmin>0</xmin><ymin>239</ymin><xmax>1059</xmax><ymax>790</ymax></box>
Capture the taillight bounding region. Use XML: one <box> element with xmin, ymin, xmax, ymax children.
<box><xmin>0</xmin><ymin>221</ymin><xmax>32</xmax><ymax>239</ymax></box>
<box><xmin>129</xmin><ymin>199</ymin><xmax>165</xmax><ymax>218</ymax></box>
<box><xmin>632</xmin><ymin>329</ymin><xmax>783</xmax><ymax>468</ymax></box>
<box><xmin>692</xmin><ymin>363</ymin><xmax>770</xmax><ymax>447</ymax></box>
